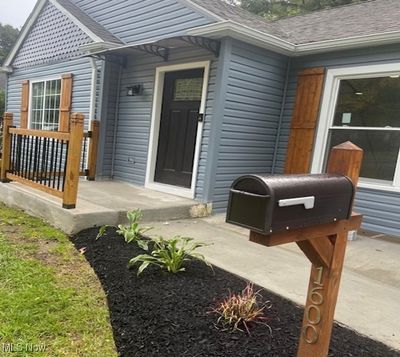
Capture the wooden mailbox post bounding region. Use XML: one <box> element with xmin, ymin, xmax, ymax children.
<box><xmin>248</xmin><ymin>142</ymin><xmax>363</xmax><ymax>357</ymax></box>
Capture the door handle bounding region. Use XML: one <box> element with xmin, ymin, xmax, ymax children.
<box><xmin>198</xmin><ymin>114</ymin><xmax>204</xmax><ymax>123</ymax></box>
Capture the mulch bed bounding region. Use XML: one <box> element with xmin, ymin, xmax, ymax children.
<box><xmin>73</xmin><ymin>228</ymin><xmax>399</xmax><ymax>357</ymax></box>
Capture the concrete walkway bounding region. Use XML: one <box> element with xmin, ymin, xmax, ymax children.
<box><xmin>0</xmin><ymin>180</ymin><xmax>211</xmax><ymax>235</ymax></box>
<box><xmin>147</xmin><ymin>215</ymin><xmax>400</xmax><ymax>351</ymax></box>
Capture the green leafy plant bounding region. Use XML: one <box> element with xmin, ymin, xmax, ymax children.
<box><xmin>210</xmin><ymin>283</ymin><xmax>272</xmax><ymax>335</ymax></box>
<box><xmin>128</xmin><ymin>236</ymin><xmax>212</xmax><ymax>275</ymax></box>
<box><xmin>96</xmin><ymin>209</ymin><xmax>152</xmax><ymax>250</ymax></box>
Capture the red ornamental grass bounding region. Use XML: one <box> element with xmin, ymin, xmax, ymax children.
<box><xmin>211</xmin><ymin>283</ymin><xmax>272</xmax><ymax>335</ymax></box>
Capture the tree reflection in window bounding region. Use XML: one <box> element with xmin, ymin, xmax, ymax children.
<box><xmin>328</xmin><ymin>76</ymin><xmax>400</xmax><ymax>184</ymax></box>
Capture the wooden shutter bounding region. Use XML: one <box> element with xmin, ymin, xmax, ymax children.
<box><xmin>284</xmin><ymin>67</ymin><xmax>326</xmax><ymax>174</ymax></box>
<box><xmin>59</xmin><ymin>73</ymin><xmax>73</xmax><ymax>132</ymax></box>
<box><xmin>20</xmin><ymin>80</ymin><xmax>30</xmax><ymax>128</ymax></box>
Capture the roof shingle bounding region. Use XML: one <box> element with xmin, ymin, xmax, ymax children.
<box><xmin>190</xmin><ymin>0</ymin><xmax>400</xmax><ymax>45</ymax></box>
<box><xmin>55</xmin><ymin>0</ymin><xmax>122</xmax><ymax>44</ymax></box>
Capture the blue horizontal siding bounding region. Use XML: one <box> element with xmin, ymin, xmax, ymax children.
<box><xmin>277</xmin><ymin>44</ymin><xmax>400</xmax><ymax>236</ymax></box>
<box><xmin>354</xmin><ymin>188</ymin><xmax>400</xmax><ymax>236</ymax></box>
<box><xmin>71</xmin><ymin>0</ymin><xmax>214</xmax><ymax>44</ymax></box>
<box><xmin>6</xmin><ymin>58</ymin><xmax>94</xmax><ymax>128</ymax></box>
<box><xmin>212</xmin><ymin>40</ymin><xmax>288</xmax><ymax>211</ymax></box>
<box><xmin>107</xmin><ymin>47</ymin><xmax>218</xmax><ymax>199</ymax></box>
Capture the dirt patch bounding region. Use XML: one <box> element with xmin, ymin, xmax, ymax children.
<box><xmin>73</xmin><ymin>227</ymin><xmax>400</xmax><ymax>357</ymax></box>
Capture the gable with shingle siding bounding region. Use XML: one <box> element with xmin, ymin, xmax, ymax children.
<box><xmin>69</xmin><ymin>0</ymin><xmax>215</xmax><ymax>44</ymax></box>
<box><xmin>13</xmin><ymin>1</ymin><xmax>93</xmax><ymax>69</ymax></box>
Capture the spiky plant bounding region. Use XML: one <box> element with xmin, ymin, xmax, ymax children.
<box><xmin>211</xmin><ymin>283</ymin><xmax>272</xmax><ymax>335</ymax></box>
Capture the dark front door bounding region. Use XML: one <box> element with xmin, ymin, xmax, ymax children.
<box><xmin>154</xmin><ymin>68</ymin><xmax>204</xmax><ymax>188</ymax></box>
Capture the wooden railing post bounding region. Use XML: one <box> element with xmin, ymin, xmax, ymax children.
<box><xmin>87</xmin><ymin>120</ymin><xmax>100</xmax><ymax>181</ymax></box>
<box><xmin>297</xmin><ymin>142</ymin><xmax>363</xmax><ymax>357</ymax></box>
<box><xmin>1</xmin><ymin>112</ymin><xmax>14</xmax><ymax>183</ymax></box>
<box><xmin>63</xmin><ymin>113</ymin><xmax>84</xmax><ymax>209</ymax></box>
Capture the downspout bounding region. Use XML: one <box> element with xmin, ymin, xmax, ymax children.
<box><xmin>110</xmin><ymin>64</ymin><xmax>123</xmax><ymax>179</ymax></box>
<box><xmin>271</xmin><ymin>57</ymin><xmax>291</xmax><ymax>174</ymax></box>
<box><xmin>89</xmin><ymin>58</ymin><xmax>98</xmax><ymax>123</ymax></box>
<box><xmin>87</xmin><ymin>57</ymin><xmax>98</xmax><ymax>174</ymax></box>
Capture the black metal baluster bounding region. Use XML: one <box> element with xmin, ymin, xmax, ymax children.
<box><xmin>40</xmin><ymin>138</ymin><xmax>47</xmax><ymax>184</ymax></box>
<box><xmin>49</xmin><ymin>139</ymin><xmax>55</xmax><ymax>188</ymax></box>
<box><xmin>19</xmin><ymin>135</ymin><xmax>24</xmax><ymax>177</ymax></box>
<box><xmin>52</xmin><ymin>140</ymin><xmax>59</xmax><ymax>189</ymax></box>
<box><xmin>9</xmin><ymin>133</ymin><xmax>15</xmax><ymax>174</ymax></box>
<box><xmin>81</xmin><ymin>137</ymin><xmax>87</xmax><ymax>173</ymax></box>
<box><xmin>32</xmin><ymin>136</ymin><xmax>39</xmax><ymax>182</ymax></box>
<box><xmin>28</xmin><ymin>136</ymin><xmax>34</xmax><ymax>180</ymax></box>
<box><xmin>43</xmin><ymin>138</ymin><xmax>50</xmax><ymax>185</ymax></box>
<box><xmin>16</xmin><ymin>135</ymin><xmax>22</xmax><ymax>175</ymax></box>
<box><xmin>22</xmin><ymin>136</ymin><xmax>29</xmax><ymax>178</ymax></box>
<box><xmin>62</xmin><ymin>141</ymin><xmax>69</xmax><ymax>192</ymax></box>
<box><xmin>57</xmin><ymin>140</ymin><xmax>64</xmax><ymax>191</ymax></box>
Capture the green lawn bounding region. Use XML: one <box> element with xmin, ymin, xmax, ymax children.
<box><xmin>0</xmin><ymin>204</ymin><xmax>116</xmax><ymax>356</ymax></box>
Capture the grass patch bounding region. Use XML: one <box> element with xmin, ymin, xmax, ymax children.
<box><xmin>0</xmin><ymin>204</ymin><xmax>116</xmax><ymax>356</ymax></box>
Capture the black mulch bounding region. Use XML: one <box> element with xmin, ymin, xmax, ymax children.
<box><xmin>73</xmin><ymin>228</ymin><xmax>400</xmax><ymax>357</ymax></box>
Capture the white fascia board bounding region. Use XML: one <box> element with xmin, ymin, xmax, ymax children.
<box><xmin>3</xmin><ymin>0</ymin><xmax>47</xmax><ymax>67</ymax></box>
<box><xmin>188</xmin><ymin>21</ymin><xmax>400</xmax><ymax>57</ymax></box>
<box><xmin>80</xmin><ymin>42</ymin><xmax>121</xmax><ymax>53</ymax></box>
<box><xmin>0</xmin><ymin>66</ymin><xmax>13</xmax><ymax>73</ymax></box>
<box><xmin>187</xmin><ymin>21</ymin><xmax>295</xmax><ymax>56</ymax></box>
<box><xmin>178</xmin><ymin>0</ymin><xmax>224</xmax><ymax>22</ymax></box>
<box><xmin>49</xmin><ymin>0</ymin><xmax>104</xmax><ymax>43</ymax></box>
<box><xmin>296</xmin><ymin>31</ymin><xmax>400</xmax><ymax>54</ymax></box>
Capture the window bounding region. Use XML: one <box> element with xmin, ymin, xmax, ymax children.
<box><xmin>312</xmin><ymin>64</ymin><xmax>400</xmax><ymax>190</ymax></box>
<box><xmin>30</xmin><ymin>79</ymin><xmax>61</xmax><ymax>131</ymax></box>
<box><xmin>173</xmin><ymin>77</ymin><xmax>203</xmax><ymax>101</ymax></box>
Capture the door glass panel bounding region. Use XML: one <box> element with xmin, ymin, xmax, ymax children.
<box><xmin>173</xmin><ymin>77</ymin><xmax>203</xmax><ymax>101</ymax></box>
<box><xmin>333</xmin><ymin>77</ymin><xmax>400</xmax><ymax>128</ymax></box>
<box><xmin>327</xmin><ymin>129</ymin><xmax>400</xmax><ymax>182</ymax></box>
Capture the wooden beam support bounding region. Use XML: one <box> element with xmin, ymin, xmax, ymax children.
<box><xmin>297</xmin><ymin>142</ymin><xmax>363</xmax><ymax>357</ymax></box>
<box><xmin>6</xmin><ymin>173</ymin><xmax>64</xmax><ymax>198</ymax></box>
<box><xmin>249</xmin><ymin>213</ymin><xmax>362</xmax><ymax>247</ymax></box>
<box><xmin>297</xmin><ymin>237</ymin><xmax>334</xmax><ymax>268</ymax></box>
<box><xmin>8</xmin><ymin>128</ymin><xmax>71</xmax><ymax>141</ymax></box>
<box><xmin>87</xmin><ymin>120</ymin><xmax>100</xmax><ymax>181</ymax></box>
<box><xmin>1</xmin><ymin>113</ymin><xmax>13</xmax><ymax>183</ymax></box>
<box><xmin>62</xmin><ymin>113</ymin><xmax>84</xmax><ymax>209</ymax></box>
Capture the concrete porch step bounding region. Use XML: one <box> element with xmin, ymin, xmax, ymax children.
<box><xmin>0</xmin><ymin>180</ymin><xmax>211</xmax><ymax>235</ymax></box>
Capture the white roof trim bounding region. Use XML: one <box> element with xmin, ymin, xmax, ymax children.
<box><xmin>188</xmin><ymin>21</ymin><xmax>400</xmax><ymax>56</ymax></box>
<box><xmin>3</xmin><ymin>0</ymin><xmax>109</xmax><ymax>68</ymax></box>
<box><xmin>187</xmin><ymin>21</ymin><xmax>295</xmax><ymax>56</ymax></box>
<box><xmin>177</xmin><ymin>0</ymin><xmax>225</xmax><ymax>22</ymax></box>
<box><xmin>80</xmin><ymin>41</ymin><xmax>121</xmax><ymax>52</ymax></box>
<box><xmin>297</xmin><ymin>30</ymin><xmax>400</xmax><ymax>54</ymax></box>
<box><xmin>0</xmin><ymin>66</ymin><xmax>13</xmax><ymax>73</ymax></box>
<box><xmin>3</xmin><ymin>0</ymin><xmax>47</xmax><ymax>67</ymax></box>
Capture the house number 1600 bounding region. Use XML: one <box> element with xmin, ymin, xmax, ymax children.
<box><xmin>302</xmin><ymin>266</ymin><xmax>324</xmax><ymax>344</ymax></box>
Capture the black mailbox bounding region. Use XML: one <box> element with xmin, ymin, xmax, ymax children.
<box><xmin>226</xmin><ymin>174</ymin><xmax>355</xmax><ymax>234</ymax></box>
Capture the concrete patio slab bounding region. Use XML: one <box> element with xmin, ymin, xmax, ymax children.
<box><xmin>147</xmin><ymin>215</ymin><xmax>400</xmax><ymax>351</ymax></box>
<box><xmin>0</xmin><ymin>180</ymin><xmax>211</xmax><ymax>235</ymax></box>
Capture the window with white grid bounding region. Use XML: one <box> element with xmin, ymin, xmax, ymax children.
<box><xmin>312</xmin><ymin>63</ymin><xmax>400</xmax><ymax>191</ymax></box>
<box><xmin>30</xmin><ymin>79</ymin><xmax>61</xmax><ymax>131</ymax></box>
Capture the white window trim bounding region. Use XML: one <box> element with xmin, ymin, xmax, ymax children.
<box><xmin>311</xmin><ymin>63</ymin><xmax>400</xmax><ymax>192</ymax></box>
<box><xmin>145</xmin><ymin>61</ymin><xmax>211</xmax><ymax>199</ymax></box>
<box><xmin>28</xmin><ymin>76</ymin><xmax>62</xmax><ymax>130</ymax></box>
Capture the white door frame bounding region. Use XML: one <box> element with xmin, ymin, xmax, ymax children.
<box><xmin>145</xmin><ymin>61</ymin><xmax>211</xmax><ymax>199</ymax></box>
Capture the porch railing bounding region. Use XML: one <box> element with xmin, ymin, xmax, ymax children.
<box><xmin>0</xmin><ymin>112</ymin><xmax>100</xmax><ymax>209</ymax></box>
